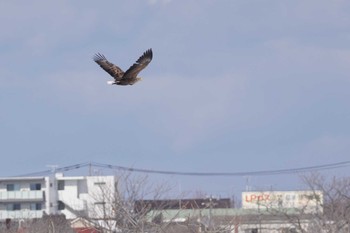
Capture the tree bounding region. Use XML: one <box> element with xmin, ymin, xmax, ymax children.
<box><xmin>302</xmin><ymin>173</ymin><xmax>350</xmax><ymax>233</ymax></box>
<box><xmin>82</xmin><ymin>172</ymin><xmax>237</xmax><ymax>233</ymax></box>
<box><xmin>2</xmin><ymin>214</ymin><xmax>76</xmax><ymax>233</ymax></box>
<box><xmin>83</xmin><ymin>171</ymin><xmax>178</xmax><ymax>233</ymax></box>
<box><xmin>258</xmin><ymin>173</ymin><xmax>350</xmax><ymax>233</ymax></box>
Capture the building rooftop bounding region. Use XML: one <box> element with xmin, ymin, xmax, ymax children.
<box><xmin>0</xmin><ymin>177</ymin><xmax>46</xmax><ymax>181</ymax></box>
<box><xmin>146</xmin><ymin>207</ymin><xmax>314</xmax><ymax>223</ymax></box>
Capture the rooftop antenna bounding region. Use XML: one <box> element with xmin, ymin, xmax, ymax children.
<box><xmin>89</xmin><ymin>162</ymin><xmax>92</xmax><ymax>176</ymax></box>
<box><xmin>245</xmin><ymin>176</ymin><xmax>251</xmax><ymax>191</ymax></box>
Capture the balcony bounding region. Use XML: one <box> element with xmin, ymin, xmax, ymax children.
<box><xmin>0</xmin><ymin>210</ymin><xmax>43</xmax><ymax>220</ymax></box>
<box><xmin>0</xmin><ymin>191</ymin><xmax>44</xmax><ymax>202</ymax></box>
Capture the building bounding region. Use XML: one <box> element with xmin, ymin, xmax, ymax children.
<box><xmin>142</xmin><ymin>191</ymin><xmax>324</xmax><ymax>233</ymax></box>
<box><xmin>0</xmin><ymin>174</ymin><xmax>116</xmax><ymax>221</ymax></box>
<box><xmin>242</xmin><ymin>190</ymin><xmax>323</xmax><ymax>213</ymax></box>
<box><xmin>0</xmin><ymin>176</ymin><xmax>49</xmax><ymax>220</ymax></box>
<box><xmin>0</xmin><ymin>174</ymin><xmax>327</xmax><ymax>233</ymax></box>
<box><xmin>70</xmin><ymin>218</ymin><xmax>101</xmax><ymax>233</ymax></box>
<box><xmin>55</xmin><ymin>173</ymin><xmax>116</xmax><ymax>219</ymax></box>
<box><xmin>134</xmin><ymin>197</ymin><xmax>231</xmax><ymax>212</ymax></box>
<box><xmin>146</xmin><ymin>207</ymin><xmax>316</xmax><ymax>233</ymax></box>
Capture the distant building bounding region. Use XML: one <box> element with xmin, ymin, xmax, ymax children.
<box><xmin>142</xmin><ymin>191</ymin><xmax>324</xmax><ymax>233</ymax></box>
<box><xmin>146</xmin><ymin>208</ymin><xmax>316</xmax><ymax>233</ymax></box>
<box><xmin>0</xmin><ymin>174</ymin><xmax>116</xmax><ymax>220</ymax></box>
<box><xmin>55</xmin><ymin>173</ymin><xmax>116</xmax><ymax>219</ymax></box>
<box><xmin>0</xmin><ymin>174</ymin><xmax>327</xmax><ymax>233</ymax></box>
<box><xmin>70</xmin><ymin>218</ymin><xmax>101</xmax><ymax>233</ymax></box>
<box><xmin>0</xmin><ymin>176</ymin><xmax>49</xmax><ymax>220</ymax></box>
<box><xmin>242</xmin><ymin>191</ymin><xmax>323</xmax><ymax>213</ymax></box>
<box><xmin>134</xmin><ymin>197</ymin><xmax>231</xmax><ymax>212</ymax></box>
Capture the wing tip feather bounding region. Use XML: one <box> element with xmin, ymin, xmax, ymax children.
<box><xmin>145</xmin><ymin>48</ymin><xmax>153</xmax><ymax>59</ymax></box>
<box><xmin>136</xmin><ymin>48</ymin><xmax>153</xmax><ymax>63</ymax></box>
<box><xmin>93</xmin><ymin>53</ymin><xmax>107</xmax><ymax>62</ymax></box>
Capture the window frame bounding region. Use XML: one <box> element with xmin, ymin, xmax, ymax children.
<box><xmin>30</xmin><ymin>183</ymin><xmax>42</xmax><ymax>191</ymax></box>
<box><xmin>57</xmin><ymin>180</ymin><xmax>65</xmax><ymax>190</ymax></box>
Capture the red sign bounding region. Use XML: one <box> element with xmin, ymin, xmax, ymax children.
<box><xmin>244</xmin><ymin>194</ymin><xmax>270</xmax><ymax>203</ymax></box>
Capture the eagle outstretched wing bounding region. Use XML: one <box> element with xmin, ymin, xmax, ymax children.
<box><xmin>93</xmin><ymin>53</ymin><xmax>124</xmax><ymax>81</ymax></box>
<box><xmin>93</xmin><ymin>49</ymin><xmax>153</xmax><ymax>86</ymax></box>
<box><xmin>122</xmin><ymin>49</ymin><xmax>153</xmax><ymax>80</ymax></box>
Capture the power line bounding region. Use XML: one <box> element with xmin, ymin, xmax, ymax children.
<box><xmin>92</xmin><ymin>160</ymin><xmax>350</xmax><ymax>176</ymax></box>
<box><xmin>15</xmin><ymin>160</ymin><xmax>350</xmax><ymax>177</ymax></box>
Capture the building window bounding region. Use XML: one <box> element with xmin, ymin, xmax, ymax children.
<box><xmin>281</xmin><ymin>228</ymin><xmax>297</xmax><ymax>233</ymax></box>
<box><xmin>58</xmin><ymin>201</ymin><xmax>65</xmax><ymax>210</ymax></box>
<box><xmin>6</xmin><ymin>184</ymin><xmax>14</xmax><ymax>191</ymax></box>
<box><xmin>245</xmin><ymin>229</ymin><xmax>258</xmax><ymax>233</ymax></box>
<box><xmin>57</xmin><ymin>180</ymin><xmax>65</xmax><ymax>190</ymax></box>
<box><xmin>30</xmin><ymin>183</ymin><xmax>41</xmax><ymax>190</ymax></box>
<box><xmin>6</xmin><ymin>184</ymin><xmax>20</xmax><ymax>191</ymax></box>
<box><xmin>94</xmin><ymin>182</ymin><xmax>106</xmax><ymax>186</ymax></box>
<box><xmin>7</xmin><ymin>203</ymin><xmax>21</xmax><ymax>211</ymax></box>
<box><xmin>30</xmin><ymin>203</ymin><xmax>42</xmax><ymax>210</ymax></box>
<box><xmin>94</xmin><ymin>201</ymin><xmax>106</xmax><ymax>205</ymax></box>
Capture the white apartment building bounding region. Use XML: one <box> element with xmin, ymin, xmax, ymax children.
<box><xmin>0</xmin><ymin>176</ymin><xmax>48</xmax><ymax>220</ymax></box>
<box><xmin>0</xmin><ymin>174</ymin><xmax>116</xmax><ymax>220</ymax></box>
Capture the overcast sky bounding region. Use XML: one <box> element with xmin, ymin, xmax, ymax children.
<box><xmin>1</xmin><ymin>0</ymin><xmax>350</xmax><ymax>197</ymax></box>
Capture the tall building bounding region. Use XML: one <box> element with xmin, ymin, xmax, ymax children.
<box><xmin>0</xmin><ymin>174</ymin><xmax>116</xmax><ymax>220</ymax></box>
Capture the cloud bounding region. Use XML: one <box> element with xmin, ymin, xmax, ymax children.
<box><xmin>25</xmin><ymin>63</ymin><xmax>248</xmax><ymax>151</ymax></box>
<box><xmin>0</xmin><ymin>1</ymin><xmax>98</xmax><ymax>56</ymax></box>
<box><xmin>135</xmin><ymin>74</ymin><xmax>247</xmax><ymax>150</ymax></box>
<box><xmin>2</xmin><ymin>0</ymin><xmax>350</xmax><ymax>182</ymax></box>
<box><xmin>264</xmin><ymin>38</ymin><xmax>350</xmax><ymax>72</ymax></box>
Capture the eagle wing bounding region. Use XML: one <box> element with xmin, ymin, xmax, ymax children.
<box><xmin>93</xmin><ymin>53</ymin><xmax>124</xmax><ymax>81</ymax></box>
<box><xmin>122</xmin><ymin>49</ymin><xmax>153</xmax><ymax>80</ymax></box>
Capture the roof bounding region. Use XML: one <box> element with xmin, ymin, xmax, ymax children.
<box><xmin>146</xmin><ymin>208</ymin><xmax>316</xmax><ymax>223</ymax></box>
<box><xmin>135</xmin><ymin>198</ymin><xmax>231</xmax><ymax>212</ymax></box>
<box><xmin>56</xmin><ymin>176</ymin><xmax>85</xmax><ymax>181</ymax></box>
<box><xmin>74</xmin><ymin>228</ymin><xmax>100</xmax><ymax>233</ymax></box>
<box><xmin>0</xmin><ymin>177</ymin><xmax>46</xmax><ymax>181</ymax></box>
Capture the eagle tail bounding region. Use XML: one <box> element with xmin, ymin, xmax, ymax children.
<box><xmin>107</xmin><ymin>80</ymin><xmax>115</xmax><ymax>85</ymax></box>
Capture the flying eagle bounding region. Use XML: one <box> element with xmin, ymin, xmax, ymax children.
<box><xmin>93</xmin><ymin>49</ymin><xmax>153</xmax><ymax>86</ymax></box>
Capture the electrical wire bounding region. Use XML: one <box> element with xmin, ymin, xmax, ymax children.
<box><xmin>15</xmin><ymin>160</ymin><xmax>350</xmax><ymax>177</ymax></box>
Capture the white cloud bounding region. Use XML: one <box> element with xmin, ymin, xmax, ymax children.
<box><xmin>136</xmin><ymin>74</ymin><xmax>247</xmax><ymax>150</ymax></box>
<box><xmin>2</xmin><ymin>0</ymin><xmax>350</xmax><ymax>182</ymax></box>
<box><xmin>0</xmin><ymin>1</ymin><xmax>98</xmax><ymax>56</ymax></box>
<box><xmin>29</xmin><ymin>65</ymin><xmax>248</xmax><ymax>151</ymax></box>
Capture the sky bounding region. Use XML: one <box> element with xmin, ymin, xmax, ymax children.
<box><xmin>1</xmin><ymin>0</ymin><xmax>350</xmax><ymax>198</ymax></box>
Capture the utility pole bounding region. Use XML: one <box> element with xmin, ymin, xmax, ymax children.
<box><xmin>202</xmin><ymin>195</ymin><xmax>218</xmax><ymax>232</ymax></box>
<box><xmin>245</xmin><ymin>176</ymin><xmax>251</xmax><ymax>191</ymax></box>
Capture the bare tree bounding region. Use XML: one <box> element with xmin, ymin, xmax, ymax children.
<box><xmin>82</xmin><ymin>172</ymin><xmax>239</xmax><ymax>233</ymax></box>
<box><xmin>82</xmin><ymin>171</ymin><xmax>179</xmax><ymax>233</ymax></box>
<box><xmin>255</xmin><ymin>173</ymin><xmax>350</xmax><ymax>233</ymax></box>
<box><xmin>6</xmin><ymin>214</ymin><xmax>76</xmax><ymax>233</ymax></box>
<box><xmin>301</xmin><ymin>173</ymin><xmax>350</xmax><ymax>233</ymax></box>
